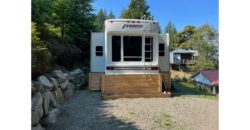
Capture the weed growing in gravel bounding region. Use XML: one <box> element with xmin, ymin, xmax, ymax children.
<box><xmin>153</xmin><ymin>113</ymin><xmax>172</xmax><ymax>129</ymax></box>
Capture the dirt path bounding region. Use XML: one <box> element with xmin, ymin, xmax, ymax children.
<box><xmin>47</xmin><ymin>90</ymin><xmax>218</xmax><ymax>130</ymax></box>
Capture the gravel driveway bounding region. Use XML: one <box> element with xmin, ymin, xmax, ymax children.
<box><xmin>47</xmin><ymin>90</ymin><xmax>218</xmax><ymax>130</ymax></box>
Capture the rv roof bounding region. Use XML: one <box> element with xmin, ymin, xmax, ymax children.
<box><xmin>105</xmin><ymin>19</ymin><xmax>158</xmax><ymax>23</ymax></box>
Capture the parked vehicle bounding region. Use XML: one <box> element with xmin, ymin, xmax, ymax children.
<box><xmin>89</xmin><ymin>18</ymin><xmax>172</xmax><ymax>98</ymax></box>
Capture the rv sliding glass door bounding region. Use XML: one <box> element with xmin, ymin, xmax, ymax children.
<box><xmin>111</xmin><ymin>35</ymin><xmax>154</xmax><ymax>63</ymax></box>
<box><xmin>123</xmin><ymin>36</ymin><xmax>142</xmax><ymax>61</ymax></box>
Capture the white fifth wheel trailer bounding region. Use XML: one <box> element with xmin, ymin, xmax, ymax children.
<box><xmin>89</xmin><ymin>18</ymin><xmax>171</xmax><ymax>99</ymax></box>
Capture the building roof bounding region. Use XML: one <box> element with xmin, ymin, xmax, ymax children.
<box><xmin>170</xmin><ymin>48</ymin><xmax>198</xmax><ymax>56</ymax></box>
<box><xmin>192</xmin><ymin>70</ymin><xmax>219</xmax><ymax>86</ymax></box>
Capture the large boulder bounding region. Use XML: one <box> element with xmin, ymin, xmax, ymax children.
<box><xmin>32</xmin><ymin>92</ymin><xmax>43</xmax><ymax>126</ymax></box>
<box><xmin>69</xmin><ymin>68</ymin><xmax>87</xmax><ymax>89</ymax></box>
<box><xmin>51</xmin><ymin>70</ymin><xmax>69</xmax><ymax>83</ymax></box>
<box><xmin>81</xmin><ymin>66</ymin><xmax>89</xmax><ymax>74</ymax></box>
<box><xmin>32</xmin><ymin>123</ymin><xmax>45</xmax><ymax>130</ymax></box>
<box><xmin>41</xmin><ymin>108</ymin><xmax>60</xmax><ymax>126</ymax></box>
<box><xmin>70</xmin><ymin>68</ymin><xmax>83</xmax><ymax>76</ymax></box>
<box><xmin>59</xmin><ymin>80</ymin><xmax>69</xmax><ymax>90</ymax></box>
<box><xmin>42</xmin><ymin>91</ymin><xmax>58</xmax><ymax>115</ymax></box>
<box><xmin>49</xmin><ymin>77</ymin><xmax>59</xmax><ymax>88</ymax></box>
<box><xmin>32</xmin><ymin>81</ymin><xmax>45</xmax><ymax>93</ymax></box>
<box><xmin>37</xmin><ymin>76</ymin><xmax>54</xmax><ymax>90</ymax></box>
<box><xmin>53</xmin><ymin>87</ymin><xmax>64</xmax><ymax>103</ymax></box>
<box><xmin>63</xmin><ymin>84</ymin><xmax>75</xmax><ymax>100</ymax></box>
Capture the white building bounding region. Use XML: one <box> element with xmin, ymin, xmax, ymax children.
<box><xmin>191</xmin><ymin>70</ymin><xmax>219</xmax><ymax>94</ymax></box>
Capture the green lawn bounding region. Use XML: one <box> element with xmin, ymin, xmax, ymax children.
<box><xmin>172</xmin><ymin>81</ymin><xmax>219</xmax><ymax>101</ymax></box>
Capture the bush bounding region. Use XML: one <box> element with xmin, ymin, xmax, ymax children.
<box><xmin>46</xmin><ymin>39</ymin><xmax>83</xmax><ymax>69</ymax></box>
<box><xmin>32</xmin><ymin>22</ymin><xmax>53</xmax><ymax>77</ymax></box>
<box><xmin>182</xmin><ymin>77</ymin><xmax>188</xmax><ymax>82</ymax></box>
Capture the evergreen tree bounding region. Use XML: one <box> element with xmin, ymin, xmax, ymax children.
<box><xmin>94</xmin><ymin>9</ymin><xmax>107</xmax><ymax>31</ymax></box>
<box><xmin>107</xmin><ymin>10</ymin><xmax>115</xmax><ymax>19</ymax></box>
<box><xmin>52</xmin><ymin>0</ymin><xmax>72</xmax><ymax>39</ymax></box>
<box><xmin>164</xmin><ymin>21</ymin><xmax>177</xmax><ymax>50</ymax></box>
<box><xmin>120</xmin><ymin>0</ymin><xmax>151</xmax><ymax>19</ymax></box>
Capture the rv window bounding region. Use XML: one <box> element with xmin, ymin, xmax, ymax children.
<box><xmin>112</xmin><ymin>36</ymin><xmax>121</xmax><ymax>61</ymax></box>
<box><xmin>96</xmin><ymin>46</ymin><xmax>103</xmax><ymax>56</ymax></box>
<box><xmin>159</xmin><ymin>43</ymin><xmax>165</xmax><ymax>56</ymax></box>
<box><xmin>123</xmin><ymin>36</ymin><xmax>142</xmax><ymax>61</ymax></box>
<box><xmin>145</xmin><ymin>37</ymin><xmax>153</xmax><ymax>62</ymax></box>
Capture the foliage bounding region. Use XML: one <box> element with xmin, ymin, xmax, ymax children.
<box><xmin>32</xmin><ymin>0</ymin><xmax>53</xmax><ymax>24</ymax></box>
<box><xmin>32</xmin><ymin>0</ymin><xmax>95</xmax><ymax>74</ymax></box>
<box><xmin>153</xmin><ymin>113</ymin><xmax>172</xmax><ymax>129</ymax></box>
<box><xmin>120</xmin><ymin>0</ymin><xmax>151</xmax><ymax>19</ymax></box>
<box><xmin>46</xmin><ymin>39</ymin><xmax>82</xmax><ymax>68</ymax></box>
<box><xmin>94</xmin><ymin>9</ymin><xmax>107</xmax><ymax>32</ymax></box>
<box><xmin>32</xmin><ymin>22</ymin><xmax>53</xmax><ymax>76</ymax></box>
<box><xmin>165</xmin><ymin>21</ymin><xmax>177</xmax><ymax>50</ymax></box>
<box><xmin>94</xmin><ymin>9</ymin><xmax>115</xmax><ymax>32</ymax></box>
<box><xmin>172</xmin><ymin>25</ymin><xmax>196</xmax><ymax>50</ymax></box>
<box><xmin>107</xmin><ymin>10</ymin><xmax>115</xmax><ymax>19</ymax></box>
<box><xmin>168</xmin><ymin>23</ymin><xmax>218</xmax><ymax>71</ymax></box>
<box><xmin>173</xmin><ymin>81</ymin><xmax>218</xmax><ymax>100</ymax></box>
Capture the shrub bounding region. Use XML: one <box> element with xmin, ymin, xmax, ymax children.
<box><xmin>182</xmin><ymin>77</ymin><xmax>188</xmax><ymax>82</ymax></box>
<box><xmin>32</xmin><ymin>22</ymin><xmax>53</xmax><ymax>77</ymax></box>
<box><xmin>46</xmin><ymin>39</ymin><xmax>82</xmax><ymax>69</ymax></box>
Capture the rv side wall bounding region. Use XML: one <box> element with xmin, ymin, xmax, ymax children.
<box><xmin>158</xmin><ymin>34</ymin><xmax>170</xmax><ymax>72</ymax></box>
<box><xmin>90</xmin><ymin>32</ymin><xmax>105</xmax><ymax>73</ymax></box>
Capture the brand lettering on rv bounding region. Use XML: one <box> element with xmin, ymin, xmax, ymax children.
<box><xmin>122</xmin><ymin>24</ymin><xmax>143</xmax><ymax>29</ymax></box>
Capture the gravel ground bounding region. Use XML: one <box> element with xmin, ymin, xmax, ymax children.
<box><xmin>47</xmin><ymin>90</ymin><xmax>218</xmax><ymax>130</ymax></box>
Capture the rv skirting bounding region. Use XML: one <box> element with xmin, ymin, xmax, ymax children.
<box><xmin>88</xmin><ymin>72</ymin><xmax>104</xmax><ymax>91</ymax></box>
<box><xmin>162</xmin><ymin>72</ymin><xmax>171</xmax><ymax>91</ymax></box>
<box><xmin>101</xmin><ymin>73</ymin><xmax>171</xmax><ymax>99</ymax></box>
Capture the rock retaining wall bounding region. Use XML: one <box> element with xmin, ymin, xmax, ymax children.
<box><xmin>32</xmin><ymin>67</ymin><xmax>88</xmax><ymax>130</ymax></box>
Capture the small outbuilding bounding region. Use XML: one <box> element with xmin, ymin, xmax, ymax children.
<box><xmin>191</xmin><ymin>70</ymin><xmax>219</xmax><ymax>94</ymax></box>
<box><xmin>169</xmin><ymin>48</ymin><xmax>198</xmax><ymax>71</ymax></box>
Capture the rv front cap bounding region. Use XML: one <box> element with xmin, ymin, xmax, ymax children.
<box><xmin>122</xmin><ymin>24</ymin><xmax>143</xmax><ymax>29</ymax></box>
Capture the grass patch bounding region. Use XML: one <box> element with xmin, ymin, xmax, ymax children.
<box><xmin>128</xmin><ymin>112</ymin><xmax>135</xmax><ymax>115</ymax></box>
<box><xmin>173</xmin><ymin>81</ymin><xmax>218</xmax><ymax>101</ymax></box>
<box><xmin>153</xmin><ymin>113</ymin><xmax>172</xmax><ymax>129</ymax></box>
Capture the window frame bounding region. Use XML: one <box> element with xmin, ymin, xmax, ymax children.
<box><xmin>111</xmin><ymin>36</ymin><xmax>121</xmax><ymax>62</ymax></box>
<box><xmin>159</xmin><ymin>43</ymin><xmax>165</xmax><ymax>56</ymax></box>
<box><xmin>123</xmin><ymin>36</ymin><xmax>143</xmax><ymax>62</ymax></box>
<box><xmin>145</xmin><ymin>36</ymin><xmax>153</xmax><ymax>62</ymax></box>
<box><xmin>95</xmin><ymin>46</ymin><xmax>103</xmax><ymax>56</ymax></box>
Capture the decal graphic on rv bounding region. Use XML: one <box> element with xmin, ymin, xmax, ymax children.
<box><xmin>122</xmin><ymin>24</ymin><xmax>143</xmax><ymax>29</ymax></box>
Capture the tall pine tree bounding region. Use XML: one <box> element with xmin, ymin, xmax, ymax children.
<box><xmin>94</xmin><ymin>9</ymin><xmax>107</xmax><ymax>31</ymax></box>
<box><xmin>107</xmin><ymin>10</ymin><xmax>115</xmax><ymax>19</ymax></box>
<box><xmin>120</xmin><ymin>0</ymin><xmax>151</xmax><ymax>19</ymax></box>
<box><xmin>165</xmin><ymin>21</ymin><xmax>177</xmax><ymax>50</ymax></box>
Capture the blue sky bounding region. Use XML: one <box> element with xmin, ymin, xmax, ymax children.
<box><xmin>92</xmin><ymin>0</ymin><xmax>218</xmax><ymax>32</ymax></box>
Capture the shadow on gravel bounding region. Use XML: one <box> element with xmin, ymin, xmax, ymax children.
<box><xmin>47</xmin><ymin>90</ymin><xmax>138</xmax><ymax>130</ymax></box>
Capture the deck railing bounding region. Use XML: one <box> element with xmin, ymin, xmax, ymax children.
<box><xmin>174</xmin><ymin>59</ymin><xmax>195</xmax><ymax>64</ymax></box>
